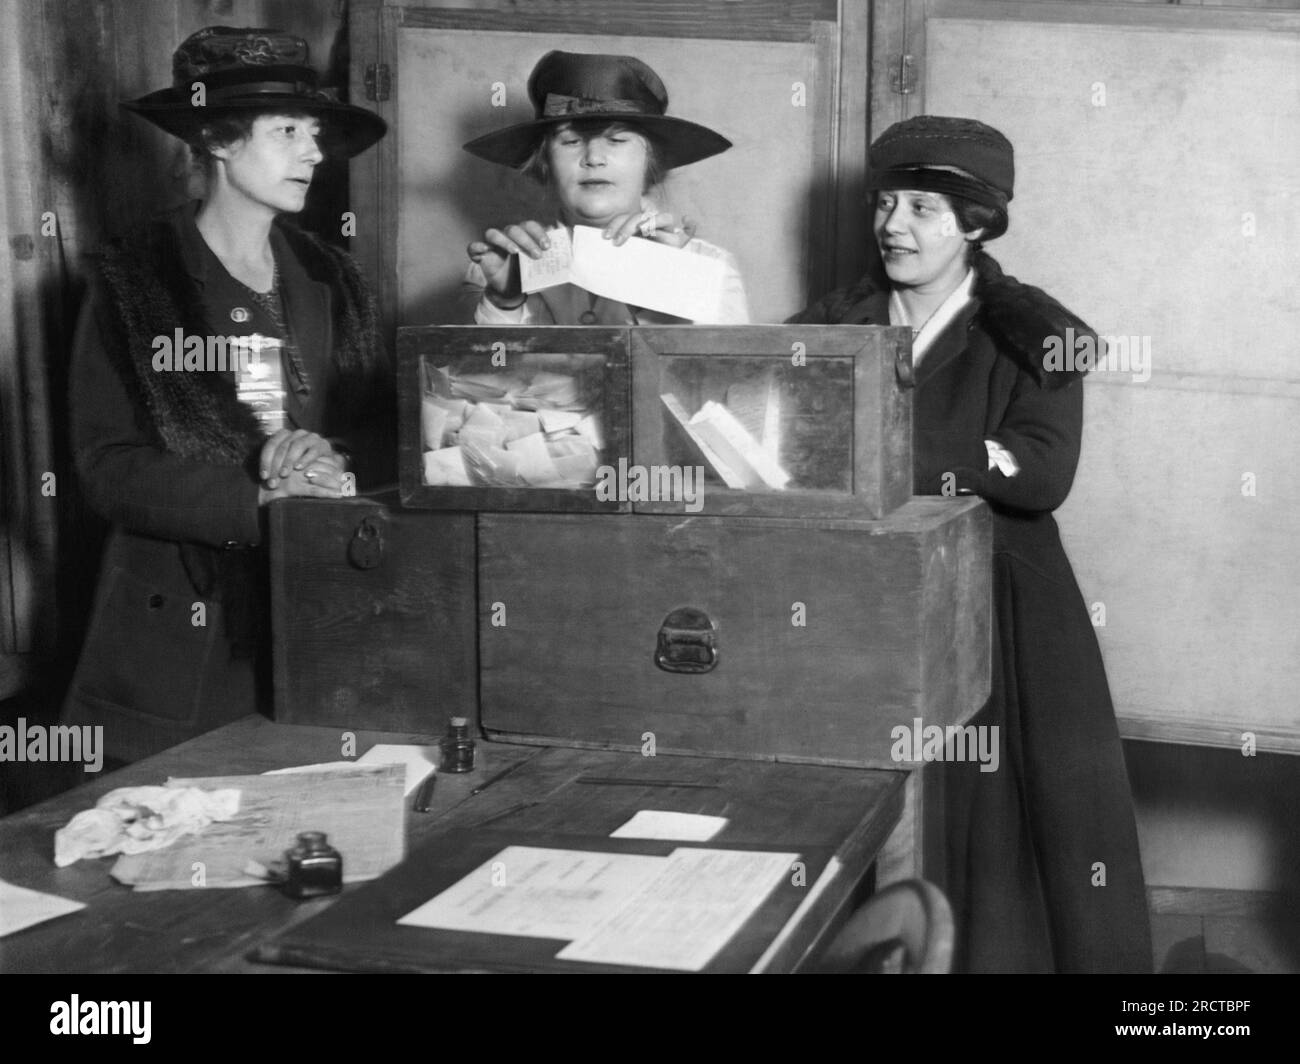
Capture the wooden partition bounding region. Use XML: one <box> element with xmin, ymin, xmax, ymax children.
<box><xmin>348</xmin><ymin>0</ymin><xmax>871</xmax><ymax>330</ymax></box>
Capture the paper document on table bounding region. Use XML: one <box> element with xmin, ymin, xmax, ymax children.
<box><xmin>751</xmin><ymin>855</ymin><xmax>843</xmax><ymax>973</ymax></box>
<box><xmin>0</xmin><ymin>878</ymin><xmax>85</xmax><ymax>938</ymax></box>
<box><xmin>520</xmin><ymin>225</ymin><xmax>726</xmax><ymax>322</ymax></box>
<box><xmin>264</xmin><ymin>745</ymin><xmax>437</xmax><ymax>796</ymax></box>
<box><xmin>358</xmin><ymin>744</ymin><xmax>438</xmax><ymax>795</ymax></box>
<box><xmin>557</xmin><ymin>848</ymin><xmax>798</xmax><ymax>971</ymax></box>
<box><xmin>398</xmin><ymin>846</ymin><xmax>665</xmax><ymax>940</ymax></box>
<box><xmin>610</xmin><ymin>810</ymin><xmax>728</xmax><ymax>842</ymax></box>
<box><xmin>110</xmin><ymin>765</ymin><xmax>405</xmax><ymax>891</ymax></box>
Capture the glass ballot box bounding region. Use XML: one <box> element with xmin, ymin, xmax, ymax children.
<box><xmin>398</xmin><ymin>325</ymin><xmax>915</xmax><ymax>519</ymax></box>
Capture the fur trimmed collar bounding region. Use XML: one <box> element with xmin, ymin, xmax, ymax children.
<box><xmin>92</xmin><ymin>205</ymin><xmax>384</xmax><ymax>465</ymax></box>
<box><xmin>790</xmin><ymin>252</ymin><xmax>1096</xmax><ymax>389</ymax></box>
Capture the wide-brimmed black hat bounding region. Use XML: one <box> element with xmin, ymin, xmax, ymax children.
<box><xmin>463</xmin><ymin>50</ymin><xmax>731</xmax><ymax>171</ymax></box>
<box><xmin>123</xmin><ymin>26</ymin><xmax>386</xmax><ymax>159</ymax></box>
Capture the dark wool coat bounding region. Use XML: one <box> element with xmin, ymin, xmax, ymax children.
<box><xmin>792</xmin><ymin>252</ymin><xmax>1153</xmax><ymax>973</ymax></box>
<box><xmin>64</xmin><ymin>204</ymin><xmax>394</xmax><ymax>763</ymax></box>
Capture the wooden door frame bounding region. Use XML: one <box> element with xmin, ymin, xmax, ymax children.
<box><xmin>347</xmin><ymin>0</ymin><xmax>871</xmax><ymax>337</ymax></box>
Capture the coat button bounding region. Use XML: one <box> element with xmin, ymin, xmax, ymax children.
<box><xmin>147</xmin><ymin>594</ymin><xmax>165</xmax><ymax>609</ymax></box>
<box><xmin>231</xmin><ymin>307</ymin><xmax>250</xmax><ymax>323</ymax></box>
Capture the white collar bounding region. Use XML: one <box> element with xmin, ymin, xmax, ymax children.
<box><xmin>889</xmin><ymin>268</ymin><xmax>976</xmax><ymax>366</ymax></box>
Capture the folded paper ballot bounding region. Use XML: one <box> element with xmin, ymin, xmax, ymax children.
<box><xmin>421</xmin><ymin>359</ymin><xmax>603</xmax><ymax>489</ymax></box>
<box><xmin>54</xmin><ymin>785</ymin><xmax>242</xmax><ymax>867</ymax></box>
<box><xmin>662</xmin><ymin>393</ymin><xmax>746</xmax><ymax>489</ymax></box>
<box><xmin>690</xmin><ymin>401</ymin><xmax>790</xmax><ymax>490</ymax></box>
<box><xmin>520</xmin><ymin>225</ymin><xmax>727</xmax><ymax>322</ymax></box>
<box><xmin>661</xmin><ymin>392</ymin><xmax>791</xmax><ymax>491</ymax></box>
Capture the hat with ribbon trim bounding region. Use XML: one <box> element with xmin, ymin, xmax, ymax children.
<box><xmin>123</xmin><ymin>26</ymin><xmax>386</xmax><ymax>158</ymax></box>
<box><xmin>463</xmin><ymin>50</ymin><xmax>731</xmax><ymax>171</ymax></box>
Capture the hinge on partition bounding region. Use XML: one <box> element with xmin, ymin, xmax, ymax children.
<box><xmin>890</xmin><ymin>54</ymin><xmax>917</xmax><ymax>95</ymax></box>
<box><xmin>364</xmin><ymin>63</ymin><xmax>391</xmax><ymax>102</ymax></box>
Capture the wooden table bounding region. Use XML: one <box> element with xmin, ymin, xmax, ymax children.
<box><xmin>0</xmin><ymin>716</ymin><xmax>905</xmax><ymax>973</ymax></box>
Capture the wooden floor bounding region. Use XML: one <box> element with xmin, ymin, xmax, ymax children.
<box><xmin>1149</xmin><ymin>887</ymin><xmax>1300</xmax><ymax>974</ymax></box>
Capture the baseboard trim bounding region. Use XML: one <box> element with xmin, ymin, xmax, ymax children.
<box><xmin>1148</xmin><ymin>885</ymin><xmax>1300</xmax><ymax>919</ymax></box>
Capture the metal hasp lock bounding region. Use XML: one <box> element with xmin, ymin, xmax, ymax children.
<box><xmin>894</xmin><ymin>338</ymin><xmax>916</xmax><ymax>388</ymax></box>
<box><xmin>654</xmin><ymin>607</ymin><xmax>718</xmax><ymax>674</ymax></box>
<box><xmin>347</xmin><ymin>514</ymin><xmax>385</xmax><ymax>570</ymax></box>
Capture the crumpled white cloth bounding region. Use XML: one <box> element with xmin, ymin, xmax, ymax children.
<box><xmin>53</xmin><ymin>786</ymin><xmax>241</xmax><ymax>867</ymax></box>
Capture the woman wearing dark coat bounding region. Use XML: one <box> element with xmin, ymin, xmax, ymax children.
<box><xmin>792</xmin><ymin>116</ymin><xmax>1152</xmax><ymax>973</ymax></box>
<box><xmin>63</xmin><ymin>27</ymin><xmax>393</xmax><ymax>764</ymax></box>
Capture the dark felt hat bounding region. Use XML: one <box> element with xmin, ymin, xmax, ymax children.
<box><xmin>462</xmin><ymin>50</ymin><xmax>732</xmax><ymax>171</ymax></box>
<box><xmin>123</xmin><ymin>26</ymin><xmax>386</xmax><ymax>159</ymax></box>
<box><xmin>866</xmin><ymin>116</ymin><xmax>1014</xmax><ymax>232</ymax></box>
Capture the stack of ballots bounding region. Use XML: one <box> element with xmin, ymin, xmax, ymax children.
<box><xmin>421</xmin><ymin>362</ymin><xmax>603</xmax><ymax>489</ymax></box>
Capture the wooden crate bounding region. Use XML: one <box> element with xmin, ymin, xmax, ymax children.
<box><xmin>269</xmin><ymin>494</ymin><xmax>477</xmax><ymax>734</ymax></box>
<box><xmin>476</xmin><ymin>498</ymin><xmax>990</xmax><ymax>769</ymax></box>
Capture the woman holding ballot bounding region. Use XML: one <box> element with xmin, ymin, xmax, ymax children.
<box><xmin>792</xmin><ymin>116</ymin><xmax>1152</xmax><ymax>973</ymax></box>
<box><xmin>462</xmin><ymin>50</ymin><xmax>750</xmax><ymax>325</ymax></box>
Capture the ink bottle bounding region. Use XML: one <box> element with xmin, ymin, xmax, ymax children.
<box><xmin>440</xmin><ymin>716</ymin><xmax>476</xmax><ymax>773</ymax></box>
<box><xmin>284</xmin><ymin>831</ymin><xmax>343</xmax><ymax>899</ymax></box>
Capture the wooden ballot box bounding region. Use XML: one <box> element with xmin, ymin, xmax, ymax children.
<box><xmin>271</xmin><ymin>326</ymin><xmax>991</xmax><ymax>772</ymax></box>
<box><xmin>269</xmin><ymin>495</ymin><xmax>477</xmax><ymax>733</ymax></box>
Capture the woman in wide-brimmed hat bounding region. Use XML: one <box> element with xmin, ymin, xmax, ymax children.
<box><xmin>64</xmin><ymin>26</ymin><xmax>393</xmax><ymax>763</ymax></box>
<box><xmin>462</xmin><ymin>50</ymin><xmax>750</xmax><ymax>325</ymax></box>
<box><xmin>792</xmin><ymin>115</ymin><xmax>1153</xmax><ymax>974</ymax></box>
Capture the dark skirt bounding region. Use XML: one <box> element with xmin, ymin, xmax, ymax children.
<box><xmin>942</xmin><ymin>512</ymin><xmax>1153</xmax><ymax>973</ymax></box>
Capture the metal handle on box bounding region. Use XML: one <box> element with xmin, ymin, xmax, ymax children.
<box><xmin>655</xmin><ymin>607</ymin><xmax>718</xmax><ymax>674</ymax></box>
<box><xmin>894</xmin><ymin>342</ymin><xmax>915</xmax><ymax>388</ymax></box>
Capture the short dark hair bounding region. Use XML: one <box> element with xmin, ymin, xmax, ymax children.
<box><xmin>188</xmin><ymin>114</ymin><xmax>254</xmax><ymax>161</ymax></box>
<box><xmin>949</xmin><ymin>195</ymin><xmax>1008</xmax><ymax>248</ymax></box>
<box><xmin>519</xmin><ymin>120</ymin><xmax>666</xmax><ymax>192</ymax></box>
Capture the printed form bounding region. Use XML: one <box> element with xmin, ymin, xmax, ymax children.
<box><xmin>398</xmin><ymin>847</ymin><xmax>664</xmax><ymax>941</ymax></box>
<box><xmin>398</xmin><ymin>845</ymin><xmax>799</xmax><ymax>971</ymax></box>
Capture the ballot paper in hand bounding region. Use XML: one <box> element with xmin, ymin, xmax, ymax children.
<box><xmin>520</xmin><ymin>224</ymin><xmax>727</xmax><ymax>322</ymax></box>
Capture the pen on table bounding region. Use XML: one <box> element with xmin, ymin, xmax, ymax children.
<box><xmin>470</xmin><ymin>759</ymin><xmax>529</xmax><ymax>796</ymax></box>
<box><xmin>412</xmin><ymin>772</ymin><xmax>437</xmax><ymax>813</ymax></box>
<box><xmin>472</xmin><ymin>801</ymin><xmax>539</xmax><ymax>828</ymax></box>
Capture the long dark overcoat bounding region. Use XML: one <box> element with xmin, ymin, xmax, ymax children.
<box><xmin>64</xmin><ymin>204</ymin><xmax>392</xmax><ymax>763</ymax></box>
<box><xmin>793</xmin><ymin>253</ymin><xmax>1153</xmax><ymax>972</ymax></box>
